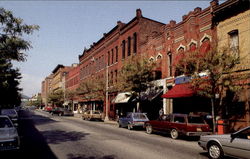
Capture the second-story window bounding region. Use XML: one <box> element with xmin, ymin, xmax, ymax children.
<box><xmin>122</xmin><ymin>40</ymin><xmax>126</xmax><ymax>59</ymax></box>
<box><xmin>133</xmin><ymin>32</ymin><xmax>137</xmax><ymax>54</ymax></box>
<box><xmin>111</xmin><ymin>49</ymin><xmax>114</xmax><ymax>64</ymax></box>
<box><xmin>108</xmin><ymin>51</ymin><xmax>110</xmax><ymax>66</ymax></box>
<box><xmin>115</xmin><ymin>46</ymin><xmax>118</xmax><ymax>62</ymax></box>
<box><xmin>168</xmin><ymin>52</ymin><xmax>172</xmax><ymax>76</ymax></box>
<box><xmin>128</xmin><ymin>36</ymin><xmax>131</xmax><ymax>56</ymax></box>
<box><xmin>228</xmin><ymin>29</ymin><xmax>239</xmax><ymax>57</ymax></box>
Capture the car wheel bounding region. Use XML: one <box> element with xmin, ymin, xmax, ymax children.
<box><xmin>127</xmin><ymin>124</ymin><xmax>133</xmax><ymax>130</ymax></box>
<box><xmin>146</xmin><ymin>124</ymin><xmax>153</xmax><ymax>134</ymax></box>
<box><xmin>208</xmin><ymin>142</ymin><xmax>224</xmax><ymax>159</ymax></box>
<box><xmin>170</xmin><ymin>129</ymin><xmax>179</xmax><ymax>139</ymax></box>
<box><xmin>118</xmin><ymin>122</ymin><xmax>122</xmax><ymax>128</ymax></box>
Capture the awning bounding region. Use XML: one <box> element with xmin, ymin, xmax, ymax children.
<box><xmin>162</xmin><ymin>83</ymin><xmax>196</xmax><ymax>98</ymax></box>
<box><xmin>140</xmin><ymin>88</ymin><xmax>163</xmax><ymax>101</ymax></box>
<box><xmin>112</xmin><ymin>92</ymin><xmax>132</xmax><ymax>104</ymax></box>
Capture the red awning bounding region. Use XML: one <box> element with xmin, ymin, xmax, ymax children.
<box><xmin>162</xmin><ymin>83</ymin><xmax>196</xmax><ymax>98</ymax></box>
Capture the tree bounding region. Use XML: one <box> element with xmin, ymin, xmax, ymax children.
<box><xmin>175</xmin><ymin>42</ymin><xmax>246</xmax><ymax>133</ymax></box>
<box><xmin>0</xmin><ymin>8</ymin><xmax>39</xmax><ymax>109</ymax></box>
<box><xmin>77</xmin><ymin>77</ymin><xmax>106</xmax><ymax>101</ymax></box>
<box><xmin>48</xmin><ymin>89</ymin><xmax>64</xmax><ymax>107</ymax></box>
<box><xmin>115</xmin><ymin>55</ymin><xmax>156</xmax><ymax>111</ymax></box>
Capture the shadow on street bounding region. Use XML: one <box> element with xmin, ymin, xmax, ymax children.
<box><xmin>67</xmin><ymin>153</ymin><xmax>118</xmax><ymax>159</ymax></box>
<box><xmin>42</xmin><ymin>130</ymin><xmax>89</xmax><ymax>144</ymax></box>
<box><xmin>0</xmin><ymin>109</ymin><xmax>58</xmax><ymax>159</ymax></box>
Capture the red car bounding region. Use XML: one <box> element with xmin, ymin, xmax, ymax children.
<box><xmin>44</xmin><ymin>106</ymin><xmax>53</xmax><ymax>112</ymax></box>
<box><xmin>144</xmin><ymin>113</ymin><xmax>211</xmax><ymax>139</ymax></box>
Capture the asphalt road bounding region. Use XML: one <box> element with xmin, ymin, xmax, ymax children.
<box><xmin>0</xmin><ymin>108</ymin><xmax>217</xmax><ymax>159</ymax></box>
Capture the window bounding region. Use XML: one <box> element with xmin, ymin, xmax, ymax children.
<box><xmin>189</xmin><ymin>43</ymin><xmax>197</xmax><ymax>51</ymax></box>
<box><xmin>228</xmin><ymin>29</ymin><xmax>239</xmax><ymax>57</ymax></box>
<box><xmin>122</xmin><ymin>40</ymin><xmax>126</xmax><ymax>59</ymax></box>
<box><xmin>168</xmin><ymin>52</ymin><xmax>172</xmax><ymax>76</ymax></box>
<box><xmin>128</xmin><ymin>36</ymin><xmax>131</xmax><ymax>56</ymax></box>
<box><xmin>178</xmin><ymin>47</ymin><xmax>184</xmax><ymax>54</ymax></box>
<box><xmin>111</xmin><ymin>49</ymin><xmax>114</xmax><ymax>64</ymax></box>
<box><xmin>114</xmin><ymin>70</ymin><xmax>117</xmax><ymax>83</ymax></box>
<box><xmin>174</xmin><ymin>116</ymin><xmax>185</xmax><ymax>123</ymax></box>
<box><xmin>133</xmin><ymin>33</ymin><xmax>137</xmax><ymax>53</ymax></box>
<box><xmin>115</xmin><ymin>46</ymin><xmax>118</xmax><ymax>62</ymax></box>
<box><xmin>108</xmin><ymin>51</ymin><xmax>110</xmax><ymax>66</ymax></box>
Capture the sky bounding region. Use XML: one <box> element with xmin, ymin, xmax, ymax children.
<box><xmin>0</xmin><ymin>0</ymin><xmax>213</xmax><ymax>97</ymax></box>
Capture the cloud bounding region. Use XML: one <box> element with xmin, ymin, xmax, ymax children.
<box><xmin>19</xmin><ymin>73</ymin><xmax>43</xmax><ymax>97</ymax></box>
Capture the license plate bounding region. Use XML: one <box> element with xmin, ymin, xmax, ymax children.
<box><xmin>197</xmin><ymin>128</ymin><xmax>202</xmax><ymax>132</ymax></box>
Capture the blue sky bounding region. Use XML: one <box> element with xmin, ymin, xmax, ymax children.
<box><xmin>0</xmin><ymin>1</ymin><xmax>212</xmax><ymax>97</ymax></box>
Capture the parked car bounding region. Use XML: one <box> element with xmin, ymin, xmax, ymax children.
<box><xmin>118</xmin><ymin>112</ymin><xmax>149</xmax><ymax>130</ymax></box>
<box><xmin>1</xmin><ymin>109</ymin><xmax>18</xmax><ymax>127</ymax></box>
<box><xmin>144</xmin><ymin>113</ymin><xmax>211</xmax><ymax>139</ymax></box>
<box><xmin>198</xmin><ymin>126</ymin><xmax>250</xmax><ymax>159</ymax></box>
<box><xmin>0</xmin><ymin>115</ymin><xmax>20</xmax><ymax>151</ymax></box>
<box><xmin>44</xmin><ymin>106</ymin><xmax>53</xmax><ymax>113</ymax></box>
<box><xmin>51</xmin><ymin>107</ymin><xmax>74</xmax><ymax>116</ymax></box>
<box><xmin>82</xmin><ymin>110</ymin><xmax>103</xmax><ymax>121</ymax></box>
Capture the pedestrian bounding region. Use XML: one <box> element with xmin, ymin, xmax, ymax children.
<box><xmin>159</xmin><ymin>108</ymin><xmax>163</xmax><ymax>117</ymax></box>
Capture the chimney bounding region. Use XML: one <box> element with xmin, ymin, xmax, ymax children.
<box><xmin>103</xmin><ymin>33</ymin><xmax>106</xmax><ymax>37</ymax></box>
<box><xmin>194</xmin><ymin>7</ymin><xmax>202</xmax><ymax>13</ymax></box>
<box><xmin>136</xmin><ymin>9</ymin><xmax>142</xmax><ymax>18</ymax></box>
<box><xmin>117</xmin><ymin>21</ymin><xmax>122</xmax><ymax>27</ymax></box>
<box><xmin>182</xmin><ymin>15</ymin><xmax>187</xmax><ymax>21</ymax></box>
<box><xmin>169</xmin><ymin>20</ymin><xmax>176</xmax><ymax>27</ymax></box>
<box><xmin>210</xmin><ymin>0</ymin><xmax>218</xmax><ymax>7</ymax></box>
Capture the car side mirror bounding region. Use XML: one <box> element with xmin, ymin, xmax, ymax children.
<box><xmin>231</xmin><ymin>133</ymin><xmax>237</xmax><ymax>139</ymax></box>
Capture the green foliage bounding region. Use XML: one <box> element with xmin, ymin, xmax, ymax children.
<box><xmin>0</xmin><ymin>8</ymin><xmax>39</xmax><ymax>109</ymax></box>
<box><xmin>48</xmin><ymin>89</ymin><xmax>64</xmax><ymax>106</ymax></box>
<box><xmin>175</xmin><ymin>42</ymin><xmax>246</xmax><ymax>133</ymax></box>
<box><xmin>116</xmin><ymin>55</ymin><xmax>156</xmax><ymax>97</ymax></box>
<box><xmin>77</xmin><ymin>78</ymin><xmax>106</xmax><ymax>101</ymax></box>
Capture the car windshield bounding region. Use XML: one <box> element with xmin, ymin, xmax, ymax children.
<box><xmin>188</xmin><ymin>116</ymin><xmax>205</xmax><ymax>124</ymax></box>
<box><xmin>1</xmin><ymin>109</ymin><xmax>17</xmax><ymax>115</ymax></box>
<box><xmin>133</xmin><ymin>113</ymin><xmax>147</xmax><ymax>119</ymax></box>
<box><xmin>0</xmin><ymin>117</ymin><xmax>13</xmax><ymax>128</ymax></box>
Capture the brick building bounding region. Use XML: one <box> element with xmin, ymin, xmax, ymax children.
<box><xmin>65</xmin><ymin>63</ymin><xmax>80</xmax><ymax>112</ymax></box>
<box><xmin>213</xmin><ymin>0</ymin><xmax>250</xmax><ymax>130</ymax></box>
<box><xmin>41</xmin><ymin>74</ymin><xmax>53</xmax><ymax>107</ymax></box>
<box><xmin>78</xmin><ymin>9</ymin><xmax>165</xmax><ymax>120</ymax></box>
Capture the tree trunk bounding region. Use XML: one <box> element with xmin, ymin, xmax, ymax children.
<box><xmin>211</xmin><ymin>97</ymin><xmax>216</xmax><ymax>134</ymax></box>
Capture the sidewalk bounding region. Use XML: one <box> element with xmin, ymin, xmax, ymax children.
<box><xmin>73</xmin><ymin>113</ymin><xmax>117</xmax><ymax>126</ymax></box>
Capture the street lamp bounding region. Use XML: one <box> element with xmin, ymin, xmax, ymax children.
<box><xmin>104</xmin><ymin>63</ymin><xmax>109</xmax><ymax>121</ymax></box>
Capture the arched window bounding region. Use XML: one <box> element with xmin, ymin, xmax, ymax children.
<box><xmin>189</xmin><ymin>43</ymin><xmax>197</xmax><ymax>51</ymax></box>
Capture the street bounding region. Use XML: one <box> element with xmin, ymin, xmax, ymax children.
<box><xmin>1</xmin><ymin>108</ymin><xmax>215</xmax><ymax>159</ymax></box>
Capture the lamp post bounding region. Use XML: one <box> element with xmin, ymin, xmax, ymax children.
<box><xmin>104</xmin><ymin>63</ymin><xmax>109</xmax><ymax>121</ymax></box>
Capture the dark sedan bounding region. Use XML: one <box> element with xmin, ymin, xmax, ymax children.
<box><xmin>51</xmin><ymin>107</ymin><xmax>74</xmax><ymax>116</ymax></box>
